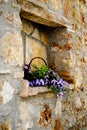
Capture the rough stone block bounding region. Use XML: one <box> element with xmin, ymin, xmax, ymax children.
<box><xmin>17</xmin><ymin>0</ymin><xmax>71</xmax><ymax>27</ymax></box>
<box><xmin>40</xmin><ymin>31</ymin><xmax>48</xmax><ymax>45</ymax></box>
<box><xmin>38</xmin><ymin>105</ymin><xmax>51</xmax><ymax>127</ymax></box>
<box><xmin>22</xmin><ymin>18</ymin><xmax>48</xmax><ymax>44</ymax></box>
<box><xmin>74</xmin><ymin>97</ymin><xmax>82</xmax><ymax>111</ymax></box>
<box><xmin>0</xmin><ymin>81</ymin><xmax>14</xmax><ymax>104</ymax></box>
<box><xmin>0</xmin><ymin>119</ymin><xmax>12</xmax><ymax>130</ymax></box>
<box><xmin>83</xmin><ymin>54</ymin><xmax>87</xmax><ymax>63</ymax></box>
<box><xmin>50</xmin><ymin>50</ymin><xmax>76</xmax><ymax>71</ymax></box>
<box><xmin>22</xmin><ymin>19</ymin><xmax>34</xmax><ymax>35</ymax></box>
<box><xmin>80</xmin><ymin>4</ymin><xmax>87</xmax><ymax>13</ymax></box>
<box><xmin>46</xmin><ymin>27</ymin><xmax>74</xmax><ymax>46</ymax></box>
<box><xmin>49</xmin><ymin>0</ymin><xmax>63</xmax><ymax>11</ymax></box>
<box><xmin>19</xmin><ymin>79</ymin><xmax>29</xmax><ymax>98</ymax></box>
<box><xmin>32</xmin><ymin>28</ymin><xmax>41</xmax><ymax>40</ymax></box>
<box><xmin>0</xmin><ymin>70</ymin><xmax>11</xmax><ymax>74</ymax></box>
<box><xmin>74</xmin><ymin>68</ymin><xmax>83</xmax><ymax>89</ymax></box>
<box><xmin>55</xmin><ymin>97</ymin><xmax>62</xmax><ymax>116</ymax></box>
<box><xmin>53</xmin><ymin>118</ymin><xmax>64</xmax><ymax>130</ymax></box>
<box><xmin>19</xmin><ymin>79</ymin><xmax>51</xmax><ymax>97</ymax></box>
<box><xmin>13</xmin><ymin>71</ymin><xmax>24</xmax><ymax>78</ymax></box>
<box><xmin>64</xmin><ymin>0</ymin><xmax>71</xmax><ymax>18</ymax></box>
<box><xmin>18</xmin><ymin>101</ymin><xmax>34</xmax><ymax>129</ymax></box>
<box><xmin>0</xmin><ymin>33</ymin><xmax>23</xmax><ymax>67</ymax></box>
<box><xmin>28</xmin><ymin>86</ymin><xmax>50</xmax><ymax>96</ymax></box>
<box><xmin>44</xmin><ymin>93</ymin><xmax>55</xmax><ymax>98</ymax></box>
<box><xmin>0</xmin><ymin>81</ymin><xmax>3</xmax><ymax>103</ymax></box>
<box><xmin>49</xmin><ymin>49</ymin><xmax>83</xmax><ymax>88</ymax></box>
<box><xmin>26</xmin><ymin>37</ymin><xmax>47</xmax><ymax>66</ymax></box>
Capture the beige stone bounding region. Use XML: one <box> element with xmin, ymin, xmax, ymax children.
<box><xmin>19</xmin><ymin>80</ymin><xmax>29</xmax><ymax>98</ymax></box>
<box><xmin>3</xmin><ymin>9</ymin><xmax>22</xmax><ymax>28</ymax></box>
<box><xmin>26</xmin><ymin>37</ymin><xmax>47</xmax><ymax>66</ymax></box>
<box><xmin>22</xmin><ymin>18</ymin><xmax>48</xmax><ymax>45</ymax></box>
<box><xmin>64</xmin><ymin>0</ymin><xmax>71</xmax><ymax>18</ymax></box>
<box><xmin>13</xmin><ymin>12</ymin><xmax>22</xmax><ymax>29</ymax></box>
<box><xmin>74</xmin><ymin>68</ymin><xmax>83</xmax><ymax>89</ymax></box>
<box><xmin>44</xmin><ymin>93</ymin><xmax>55</xmax><ymax>98</ymax></box>
<box><xmin>49</xmin><ymin>0</ymin><xmax>63</xmax><ymax>11</ymax></box>
<box><xmin>17</xmin><ymin>0</ymin><xmax>71</xmax><ymax>27</ymax></box>
<box><xmin>0</xmin><ymin>95</ymin><xmax>3</xmax><ymax>104</ymax></box>
<box><xmin>3</xmin><ymin>11</ymin><xmax>13</xmax><ymax>24</ymax></box>
<box><xmin>83</xmin><ymin>55</ymin><xmax>87</xmax><ymax>63</ymax></box>
<box><xmin>55</xmin><ymin>97</ymin><xmax>62</xmax><ymax>116</ymax></box>
<box><xmin>22</xmin><ymin>19</ymin><xmax>34</xmax><ymax>35</ymax></box>
<box><xmin>0</xmin><ymin>81</ymin><xmax>14</xmax><ymax>104</ymax></box>
<box><xmin>0</xmin><ymin>123</ymin><xmax>7</xmax><ymax>129</ymax></box>
<box><xmin>16</xmin><ymin>128</ymin><xmax>25</xmax><ymax>130</ymax></box>
<box><xmin>32</xmin><ymin>28</ymin><xmax>40</xmax><ymax>40</ymax></box>
<box><xmin>0</xmin><ymin>81</ymin><xmax>3</xmax><ymax>91</ymax></box>
<box><xmin>72</xmin><ymin>6</ymin><xmax>81</xmax><ymax>23</ymax></box>
<box><xmin>19</xmin><ymin>79</ymin><xmax>50</xmax><ymax>97</ymax></box>
<box><xmin>80</xmin><ymin>5</ymin><xmax>87</xmax><ymax>13</ymax></box>
<box><xmin>28</xmin><ymin>87</ymin><xmax>39</xmax><ymax>96</ymax></box>
<box><xmin>0</xmin><ymin>119</ymin><xmax>12</xmax><ymax>130</ymax></box>
<box><xmin>40</xmin><ymin>32</ymin><xmax>48</xmax><ymax>45</ymax></box>
<box><xmin>18</xmin><ymin>102</ymin><xmax>34</xmax><ymax>129</ymax></box>
<box><xmin>75</xmin><ymin>97</ymin><xmax>82</xmax><ymax>111</ymax></box>
<box><xmin>13</xmin><ymin>71</ymin><xmax>24</xmax><ymax>78</ymax></box>
<box><xmin>0</xmin><ymin>81</ymin><xmax>4</xmax><ymax>103</ymax></box>
<box><xmin>28</xmin><ymin>87</ymin><xmax>50</xmax><ymax>96</ymax></box>
<box><xmin>0</xmin><ymin>70</ymin><xmax>11</xmax><ymax>74</ymax></box>
<box><xmin>36</xmin><ymin>0</ymin><xmax>48</xmax><ymax>4</ymax></box>
<box><xmin>0</xmin><ymin>33</ymin><xmax>23</xmax><ymax>67</ymax></box>
<box><xmin>61</xmin><ymin>58</ymin><xmax>75</xmax><ymax>68</ymax></box>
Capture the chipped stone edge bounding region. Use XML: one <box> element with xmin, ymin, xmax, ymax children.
<box><xmin>28</xmin><ymin>87</ymin><xmax>51</xmax><ymax>96</ymax></box>
<box><xmin>0</xmin><ymin>70</ymin><xmax>11</xmax><ymax>74</ymax></box>
<box><xmin>17</xmin><ymin>0</ymin><xmax>72</xmax><ymax>28</ymax></box>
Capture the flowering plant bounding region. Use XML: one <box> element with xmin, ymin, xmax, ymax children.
<box><xmin>24</xmin><ymin>57</ymin><xmax>71</xmax><ymax>99</ymax></box>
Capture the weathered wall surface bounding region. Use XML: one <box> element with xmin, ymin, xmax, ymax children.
<box><xmin>0</xmin><ymin>0</ymin><xmax>87</xmax><ymax>130</ymax></box>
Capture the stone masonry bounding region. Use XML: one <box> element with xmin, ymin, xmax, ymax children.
<box><xmin>0</xmin><ymin>0</ymin><xmax>87</xmax><ymax>130</ymax></box>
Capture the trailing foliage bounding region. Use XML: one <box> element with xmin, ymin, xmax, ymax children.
<box><xmin>24</xmin><ymin>64</ymin><xmax>71</xmax><ymax>100</ymax></box>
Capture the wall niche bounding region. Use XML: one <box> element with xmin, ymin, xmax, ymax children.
<box><xmin>21</xmin><ymin>16</ymin><xmax>76</xmax><ymax>83</ymax></box>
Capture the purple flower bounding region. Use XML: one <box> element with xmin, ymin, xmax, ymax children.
<box><xmin>50</xmin><ymin>70</ymin><xmax>57</xmax><ymax>75</ymax></box>
<box><xmin>45</xmin><ymin>78</ymin><xmax>50</xmax><ymax>85</ymax></box>
<box><xmin>57</xmin><ymin>78</ymin><xmax>63</xmax><ymax>85</ymax></box>
<box><xmin>40</xmin><ymin>79</ymin><xmax>45</xmax><ymax>86</ymax></box>
<box><xmin>46</xmin><ymin>71</ymin><xmax>49</xmax><ymax>75</ymax></box>
<box><xmin>24</xmin><ymin>64</ymin><xmax>28</xmax><ymax>69</ymax></box>
<box><xmin>51</xmin><ymin>79</ymin><xmax>57</xmax><ymax>85</ymax></box>
<box><xmin>61</xmin><ymin>82</ymin><xmax>64</xmax><ymax>86</ymax></box>
<box><xmin>63</xmin><ymin>91</ymin><xmax>66</xmax><ymax>94</ymax></box>
<box><xmin>29</xmin><ymin>81</ymin><xmax>34</xmax><ymax>86</ymax></box>
<box><xmin>62</xmin><ymin>81</ymin><xmax>70</xmax><ymax>88</ymax></box>
<box><xmin>60</xmin><ymin>83</ymin><xmax>65</xmax><ymax>89</ymax></box>
<box><xmin>46</xmin><ymin>74</ymin><xmax>49</xmax><ymax>78</ymax></box>
<box><xmin>36</xmin><ymin>79</ymin><xmax>41</xmax><ymax>86</ymax></box>
<box><xmin>32</xmin><ymin>80</ymin><xmax>36</xmax><ymax>86</ymax></box>
<box><xmin>28</xmin><ymin>70</ymin><xmax>32</xmax><ymax>74</ymax></box>
<box><xmin>58</xmin><ymin>92</ymin><xmax>64</xmax><ymax>98</ymax></box>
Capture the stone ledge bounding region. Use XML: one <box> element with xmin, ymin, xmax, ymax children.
<box><xmin>17</xmin><ymin>0</ymin><xmax>72</xmax><ymax>28</ymax></box>
<box><xmin>28</xmin><ymin>86</ymin><xmax>51</xmax><ymax>96</ymax></box>
<box><xmin>0</xmin><ymin>70</ymin><xmax>11</xmax><ymax>74</ymax></box>
<box><xmin>19</xmin><ymin>79</ymin><xmax>53</xmax><ymax>98</ymax></box>
<box><xmin>19</xmin><ymin>86</ymin><xmax>53</xmax><ymax>97</ymax></box>
<box><xmin>18</xmin><ymin>80</ymin><xmax>73</xmax><ymax>98</ymax></box>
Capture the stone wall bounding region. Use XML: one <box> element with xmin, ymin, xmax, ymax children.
<box><xmin>0</xmin><ymin>0</ymin><xmax>87</xmax><ymax>130</ymax></box>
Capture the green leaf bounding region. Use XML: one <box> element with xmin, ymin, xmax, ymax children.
<box><xmin>50</xmin><ymin>85</ymin><xmax>58</xmax><ymax>95</ymax></box>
